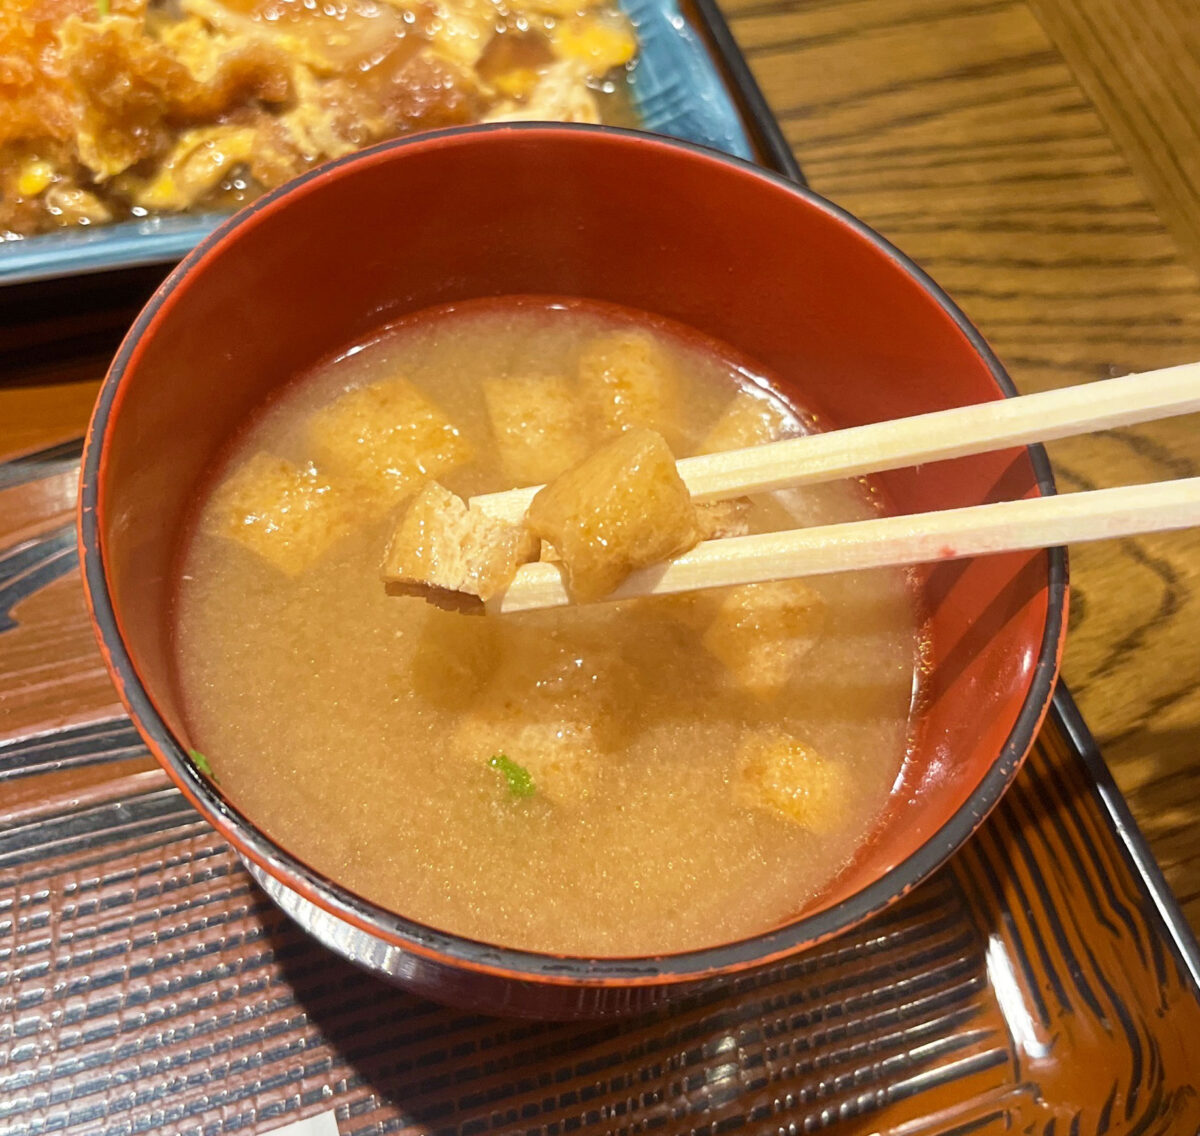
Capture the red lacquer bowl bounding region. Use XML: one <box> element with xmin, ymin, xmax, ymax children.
<box><xmin>79</xmin><ymin>124</ymin><xmax>1066</xmax><ymax>1019</ymax></box>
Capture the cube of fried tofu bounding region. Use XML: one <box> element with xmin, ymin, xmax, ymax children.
<box><xmin>207</xmin><ymin>452</ymin><xmax>347</xmax><ymax>575</ymax></box>
<box><xmin>381</xmin><ymin>481</ymin><xmax>538</xmax><ymax>602</ymax></box>
<box><xmin>408</xmin><ymin>607</ymin><xmax>500</xmax><ymax>707</ymax></box>
<box><xmin>695</xmin><ymin>497</ymin><xmax>753</xmax><ymax>541</ymax></box>
<box><xmin>307</xmin><ymin>378</ymin><xmax>471</xmax><ymax>511</ymax></box>
<box><xmin>735</xmin><ymin>732</ymin><xmax>847</xmax><ymax>831</ymax></box>
<box><xmin>482</xmin><ymin>374</ymin><xmax>590</xmax><ymax>486</ymax></box>
<box><xmin>466</xmin><ymin>719</ymin><xmax>600</xmax><ymax>804</ymax></box>
<box><xmin>697</xmin><ymin>390</ymin><xmax>791</xmax><ymax>455</ymax></box>
<box><xmin>451</xmin><ymin>629</ymin><xmax>628</xmax><ymax>803</ymax></box>
<box><xmin>648</xmin><ymin>590</ymin><xmax>719</xmax><ymax>634</ymax></box>
<box><xmin>578</xmin><ymin>331</ymin><xmax>678</xmax><ymax>440</ymax></box>
<box><xmin>701</xmin><ymin>580</ymin><xmax>825</xmax><ymax>699</ymax></box>
<box><xmin>527</xmin><ymin>428</ymin><xmax>700</xmax><ymax>601</ymax></box>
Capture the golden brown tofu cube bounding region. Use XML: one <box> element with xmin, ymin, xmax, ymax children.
<box><xmin>451</xmin><ymin>628</ymin><xmax>628</xmax><ymax>803</ymax></box>
<box><xmin>307</xmin><ymin>378</ymin><xmax>471</xmax><ymax>510</ymax></box>
<box><xmin>493</xmin><ymin>621</ymin><xmax>631</xmax><ymax>732</ymax></box>
<box><xmin>735</xmin><ymin>732</ymin><xmax>847</xmax><ymax>831</ymax></box>
<box><xmin>527</xmin><ymin>428</ymin><xmax>700</xmax><ymax>601</ymax></box>
<box><xmin>695</xmin><ymin>497</ymin><xmax>753</xmax><ymax>541</ymax></box>
<box><xmin>381</xmin><ymin>481</ymin><xmax>538</xmax><ymax>602</ymax></box>
<box><xmin>701</xmin><ymin>580</ymin><xmax>825</xmax><ymax>699</ymax></box>
<box><xmin>647</xmin><ymin>590</ymin><xmax>718</xmax><ymax>634</ymax></box>
<box><xmin>482</xmin><ymin>374</ymin><xmax>590</xmax><ymax>486</ymax></box>
<box><xmin>463</xmin><ymin>719</ymin><xmax>600</xmax><ymax>805</ymax></box>
<box><xmin>207</xmin><ymin>452</ymin><xmax>347</xmax><ymax>575</ymax></box>
<box><xmin>408</xmin><ymin>607</ymin><xmax>499</xmax><ymax>707</ymax></box>
<box><xmin>578</xmin><ymin>331</ymin><xmax>678</xmax><ymax>440</ymax></box>
<box><xmin>697</xmin><ymin>390</ymin><xmax>790</xmax><ymax>455</ymax></box>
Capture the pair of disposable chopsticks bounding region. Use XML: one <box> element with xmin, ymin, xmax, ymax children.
<box><xmin>470</xmin><ymin>362</ymin><xmax>1200</xmax><ymax>614</ymax></box>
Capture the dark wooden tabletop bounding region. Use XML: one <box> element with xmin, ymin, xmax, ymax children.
<box><xmin>721</xmin><ymin>0</ymin><xmax>1200</xmax><ymax>932</ymax></box>
<box><xmin>5</xmin><ymin>7</ymin><xmax>1200</xmax><ymax>1130</ymax></box>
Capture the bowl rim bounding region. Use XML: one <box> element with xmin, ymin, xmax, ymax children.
<box><xmin>78</xmin><ymin>121</ymin><xmax>1067</xmax><ymax>987</ymax></box>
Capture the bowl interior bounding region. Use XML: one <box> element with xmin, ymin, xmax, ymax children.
<box><xmin>89</xmin><ymin>124</ymin><xmax>1059</xmax><ymax>967</ymax></box>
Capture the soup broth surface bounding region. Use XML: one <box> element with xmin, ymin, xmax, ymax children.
<box><xmin>175</xmin><ymin>299</ymin><xmax>920</xmax><ymax>956</ymax></box>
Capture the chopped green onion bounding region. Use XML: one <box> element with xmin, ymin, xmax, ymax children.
<box><xmin>97</xmin><ymin>0</ymin><xmax>110</xmax><ymax>15</ymax></box>
<box><xmin>189</xmin><ymin>748</ymin><xmax>215</xmax><ymax>779</ymax></box>
<box><xmin>488</xmin><ymin>753</ymin><xmax>535</xmax><ymax>799</ymax></box>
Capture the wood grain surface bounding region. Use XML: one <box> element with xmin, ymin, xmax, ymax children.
<box><xmin>720</xmin><ymin>0</ymin><xmax>1200</xmax><ymax>930</ymax></box>
<box><xmin>4</xmin><ymin>7</ymin><xmax>1200</xmax><ymax>1128</ymax></box>
<box><xmin>2</xmin><ymin>0</ymin><xmax>1199</xmax><ymax>938</ymax></box>
<box><xmin>5</xmin><ymin>714</ymin><xmax>1200</xmax><ymax>1133</ymax></box>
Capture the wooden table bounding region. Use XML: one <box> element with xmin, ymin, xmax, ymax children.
<box><xmin>5</xmin><ymin>9</ymin><xmax>1200</xmax><ymax>1127</ymax></box>
<box><xmin>2</xmin><ymin>0</ymin><xmax>1199</xmax><ymax>939</ymax></box>
<box><xmin>721</xmin><ymin>0</ymin><xmax>1200</xmax><ymax>932</ymax></box>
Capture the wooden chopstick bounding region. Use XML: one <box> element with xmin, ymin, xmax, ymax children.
<box><xmin>490</xmin><ymin>476</ymin><xmax>1200</xmax><ymax>614</ymax></box>
<box><xmin>471</xmin><ymin>362</ymin><xmax>1200</xmax><ymax>524</ymax></box>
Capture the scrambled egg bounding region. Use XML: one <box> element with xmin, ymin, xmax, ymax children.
<box><xmin>0</xmin><ymin>0</ymin><xmax>638</xmax><ymax>236</ymax></box>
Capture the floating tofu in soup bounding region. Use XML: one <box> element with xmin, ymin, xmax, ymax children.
<box><xmin>467</xmin><ymin>719</ymin><xmax>599</xmax><ymax>804</ymax></box>
<box><xmin>736</xmin><ymin>733</ymin><xmax>847</xmax><ymax>832</ymax></box>
<box><xmin>382</xmin><ymin>481</ymin><xmax>537</xmax><ymax>602</ymax></box>
<box><xmin>208</xmin><ymin>452</ymin><xmax>347</xmax><ymax>575</ymax></box>
<box><xmin>702</xmin><ymin>580</ymin><xmax>825</xmax><ymax>699</ymax></box>
<box><xmin>482</xmin><ymin>374</ymin><xmax>590</xmax><ymax>486</ymax></box>
<box><xmin>451</xmin><ymin>629</ymin><xmax>628</xmax><ymax>803</ymax></box>
<box><xmin>175</xmin><ymin>299</ymin><xmax>922</xmax><ymax>957</ymax></box>
<box><xmin>528</xmin><ymin>427</ymin><xmax>700</xmax><ymax>601</ymax></box>
<box><xmin>578</xmin><ymin>331</ymin><xmax>678</xmax><ymax>439</ymax></box>
<box><xmin>698</xmin><ymin>390</ymin><xmax>791</xmax><ymax>454</ymax></box>
<box><xmin>409</xmin><ymin>607</ymin><xmax>500</xmax><ymax>707</ymax></box>
<box><xmin>307</xmin><ymin>378</ymin><xmax>471</xmax><ymax>510</ymax></box>
<box><xmin>487</xmin><ymin>620</ymin><xmax>631</xmax><ymax>726</ymax></box>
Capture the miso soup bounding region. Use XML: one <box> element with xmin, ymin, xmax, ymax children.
<box><xmin>174</xmin><ymin>298</ymin><xmax>921</xmax><ymax>956</ymax></box>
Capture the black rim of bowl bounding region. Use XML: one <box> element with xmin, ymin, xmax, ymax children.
<box><xmin>79</xmin><ymin>122</ymin><xmax>1067</xmax><ymax>984</ymax></box>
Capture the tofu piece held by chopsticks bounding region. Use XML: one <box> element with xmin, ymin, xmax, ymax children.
<box><xmin>695</xmin><ymin>496</ymin><xmax>753</xmax><ymax>540</ymax></box>
<box><xmin>382</xmin><ymin>481</ymin><xmax>538</xmax><ymax>605</ymax></box>
<box><xmin>527</xmin><ymin>427</ymin><xmax>701</xmax><ymax>601</ymax></box>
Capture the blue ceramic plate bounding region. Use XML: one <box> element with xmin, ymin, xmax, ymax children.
<box><xmin>0</xmin><ymin>0</ymin><xmax>751</xmax><ymax>287</ymax></box>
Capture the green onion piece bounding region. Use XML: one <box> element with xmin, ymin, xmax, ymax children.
<box><xmin>189</xmin><ymin>748</ymin><xmax>215</xmax><ymax>778</ymax></box>
<box><xmin>97</xmin><ymin>0</ymin><xmax>110</xmax><ymax>15</ymax></box>
<box><xmin>488</xmin><ymin>753</ymin><xmax>535</xmax><ymax>799</ymax></box>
